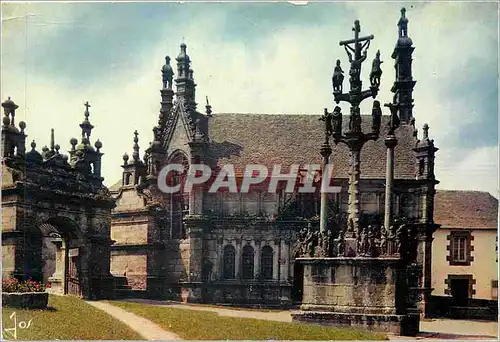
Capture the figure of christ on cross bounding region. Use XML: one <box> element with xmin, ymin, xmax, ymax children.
<box><xmin>339</xmin><ymin>20</ymin><xmax>374</xmax><ymax>93</ymax></box>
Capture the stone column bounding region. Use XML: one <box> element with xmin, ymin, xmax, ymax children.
<box><xmin>235</xmin><ymin>239</ymin><xmax>241</xmax><ymax>278</ymax></box>
<box><xmin>347</xmin><ymin>141</ymin><xmax>362</xmax><ymax>237</ymax></box>
<box><xmin>254</xmin><ymin>239</ymin><xmax>261</xmax><ymax>278</ymax></box>
<box><xmin>319</xmin><ymin>138</ymin><xmax>332</xmax><ymax>233</ymax></box>
<box><xmin>384</xmin><ymin>135</ymin><xmax>398</xmax><ymax>230</ymax></box>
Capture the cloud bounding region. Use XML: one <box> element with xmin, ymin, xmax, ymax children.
<box><xmin>1</xmin><ymin>2</ymin><xmax>498</xmax><ymax>196</ymax></box>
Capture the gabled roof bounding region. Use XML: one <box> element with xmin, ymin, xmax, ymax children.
<box><xmin>434</xmin><ymin>190</ymin><xmax>499</xmax><ymax>229</ymax></box>
<box><xmin>207</xmin><ymin>113</ymin><xmax>418</xmax><ymax>179</ymax></box>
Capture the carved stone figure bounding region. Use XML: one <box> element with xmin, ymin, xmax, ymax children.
<box><xmin>359</xmin><ymin>227</ymin><xmax>368</xmax><ymax>255</ymax></box>
<box><xmin>398</xmin><ymin>7</ymin><xmax>409</xmax><ymax>38</ymax></box>
<box><xmin>380</xmin><ymin>225</ymin><xmax>388</xmax><ymax>255</ymax></box>
<box><xmin>367</xmin><ymin>225</ymin><xmax>375</xmax><ymax>256</ymax></box>
<box><xmin>332</xmin><ymin>106</ymin><xmax>342</xmax><ymax>136</ymax></box>
<box><xmin>304</xmin><ymin>230</ymin><xmax>315</xmax><ymax>257</ymax></box>
<box><xmin>369</xmin><ymin>50</ymin><xmax>383</xmax><ymax>87</ymax></box>
<box><xmin>336</xmin><ymin>226</ymin><xmax>346</xmax><ymax>256</ymax></box>
<box><xmin>162</xmin><ymin>56</ymin><xmax>174</xmax><ymax>89</ymax></box>
<box><xmin>320</xmin><ymin>108</ymin><xmax>334</xmax><ymax>136</ymax></box>
<box><xmin>345</xmin><ymin>46</ymin><xmax>368</xmax><ymax>90</ymax></box>
<box><xmin>385</xmin><ymin>103</ymin><xmax>401</xmax><ymax>135</ymax></box>
<box><xmin>371</xmin><ymin>100</ymin><xmax>382</xmax><ymax>135</ymax></box>
<box><xmin>332</xmin><ymin>59</ymin><xmax>345</xmax><ymax>93</ymax></box>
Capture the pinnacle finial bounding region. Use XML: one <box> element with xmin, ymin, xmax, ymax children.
<box><xmin>84</xmin><ymin>101</ymin><xmax>91</xmax><ymax>119</ymax></box>
<box><xmin>50</xmin><ymin>129</ymin><xmax>55</xmax><ymax>151</ymax></box>
<box><xmin>205</xmin><ymin>96</ymin><xmax>212</xmax><ymax>117</ymax></box>
<box><xmin>132</xmin><ymin>130</ymin><xmax>140</xmax><ymax>161</ymax></box>
<box><xmin>80</xmin><ymin>101</ymin><xmax>94</xmax><ymax>140</ymax></box>
<box><xmin>423</xmin><ymin>123</ymin><xmax>429</xmax><ymax>139</ymax></box>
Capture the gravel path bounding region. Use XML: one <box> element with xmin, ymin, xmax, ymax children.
<box><xmin>86</xmin><ymin>301</ymin><xmax>181</xmax><ymax>340</ymax></box>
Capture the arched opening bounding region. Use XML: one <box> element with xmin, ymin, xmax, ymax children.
<box><xmin>260</xmin><ymin>246</ymin><xmax>274</xmax><ymax>280</ymax></box>
<box><xmin>223</xmin><ymin>245</ymin><xmax>236</xmax><ymax>280</ymax></box>
<box><xmin>241</xmin><ymin>245</ymin><xmax>254</xmax><ymax>280</ymax></box>
<box><xmin>168</xmin><ymin>151</ymin><xmax>189</xmax><ymax>239</ymax></box>
<box><xmin>36</xmin><ymin>217</ymin><xmax>82</xmax><ymax>297</ymax></box>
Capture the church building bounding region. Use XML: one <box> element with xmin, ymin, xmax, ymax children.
<box><xmin>108</xmin><ymin>9</ymin><xmax>439</xmax><ymax>316</ymax></box>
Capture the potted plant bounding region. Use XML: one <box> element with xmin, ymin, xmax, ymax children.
<box><xmin>2</xmin><ymin>278</ymin><xmax>51</xmax><ymax>309</ymax></box>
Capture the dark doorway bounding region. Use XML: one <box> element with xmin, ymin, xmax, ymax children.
<box><xmin>450</xmin><ymin>278</ymin><xmax>470</xmax><ymax>306</ymax></box>
<box><xmin>291</xmin><ymin>262</ymin><xmax>304</xmax><ymax>303</ymax></box>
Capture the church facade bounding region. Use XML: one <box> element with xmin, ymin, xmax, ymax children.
<box><xmin>108</xmin><ymin>9</ymin><xmax>439</xmax><ymax>315</ymax></box>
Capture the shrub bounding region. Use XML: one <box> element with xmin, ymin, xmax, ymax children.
<box><xmin>2</xmin><ymin>278</ymin><xmax>51</xmax><ymax>293</ymax></box>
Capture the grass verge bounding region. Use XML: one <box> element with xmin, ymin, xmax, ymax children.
<box><xmin>2</xmin><ymin>295</ymin><xmax>142</xmax><ymax>340</ymax></box>
<box><xmin>111</xmin><ymin>300</ymin><xmax>388</xmax><ymax>340</ymax></box>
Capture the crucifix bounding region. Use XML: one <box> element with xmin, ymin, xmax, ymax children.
<box><xmin>336</xmin><ymin>20</ymin><xmax>376</xmax><ymax>98</ymax></box>
<box><xmin>83</xmin><ymin>101</ymin><xmax>91</xmax><ymax>120</ymax></box>
<box><xmin>339</xmin><ymin>20</ymin><xmax>374</xmax><ymax>61</ymax></box>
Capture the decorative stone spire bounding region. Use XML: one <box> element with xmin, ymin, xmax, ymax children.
<box><xmin>205</xmin><ymin>96</ymin><xmax>212</xmax><ymax>117</ymax></box>
<box><xmin>175</xmin><ymin>42</ymin><xmax>197</xmax><ymax>111</ymax></box>
<box><xmin>121</xmin><ymin>131</ymin><xmax>146</xmax><ymax>187</ymax></box>
<box><xmin>132</xmin><ymin>130</ymin><xmax>140</xmax><ymax>162</ymax></box>
<box><xmin>1</xmin><ymin>97</ymin><xmax>27</xmax><ymax>158</ymax></box>
<box><xmin>391</xmin><ymin>8</ymin><xmax>416</xmax><ymax>125</ymax></box>
<box><xmin>414</xmin><ymin>123</ymin><xmax>438</xmax><ymax>181</ymax></box>
<box><xmin>80</xmin><ymin>101</ymin><xmax>94</xmax><ymax>141</ymax></box>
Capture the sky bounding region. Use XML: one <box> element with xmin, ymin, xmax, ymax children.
<box><xmin>1</xmin><ymin>1</ymin><xmax>499</xmax><ymax>197</ymax></box>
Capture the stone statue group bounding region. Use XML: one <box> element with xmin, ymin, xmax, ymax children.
<box><xmin>296</xmin><ymin>218</ymin><xmax>413</xmax><ymax>259</ymax></box>
<box><xmin>320</xmin><ymin>100</ymin><xmax>382</xmax><ymax>137</ymax></box>
<box><xmin>331</xmin><ymin>49</ymin><xmax>383</xmax><ymax>94</ymax></box>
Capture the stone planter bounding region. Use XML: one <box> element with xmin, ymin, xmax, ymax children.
<box><xmin>2</xmin><ymin>292</ymin><xmax>49</xmax><ymax>309</ymax></box>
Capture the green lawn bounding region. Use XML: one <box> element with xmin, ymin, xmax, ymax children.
<box><xmin>111</xmin><ymin>301</ymin><xmax>388</xmax><ymax>340</ymax></box>
<box><xmin>2</xmin><ymin>295</ymin><xmax>142</xmax><ymax>340</ymax></box>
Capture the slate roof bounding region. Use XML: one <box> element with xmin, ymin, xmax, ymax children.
<box><xmin>434</xmin><ymin>190</ymin><xmax>499</xmax><ymax>229</ymax></box>
<box><xmin>208</xmin><ymin>113</ymin><xmax>418</xmax><ymax>179</ymax></box>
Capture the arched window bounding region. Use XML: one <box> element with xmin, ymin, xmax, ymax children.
<box><xmin>260</xmin><ymin>246</ymin><xmax>274</xmax><ymax>280</ymax></box>
<box><xmin>223</xmin><ymin>245</ymin><xmax>236</xmax><ymax>280</ymax></box>
<box><xmin>241</xmin><ymin>245</ymin><xmax>254</xmax><ymax>280</ymax></box>
<box><xmin>124</xmin><ymin>173</ymin><xmax>131</xmax><ymax>185</ymax></box>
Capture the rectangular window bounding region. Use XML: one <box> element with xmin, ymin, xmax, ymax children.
<box><xmin>448</xmin><ymin>231</ymin><xmax>473</xmax><ymax>266</ymax></box>
<box><xmin>452</xmin><ymin>236</ymin><xmax>467</xmax><ymax>262</ymax></box>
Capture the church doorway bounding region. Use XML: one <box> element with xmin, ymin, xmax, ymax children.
<box><xmin>291</xmin><ymin>261</ymin><xmax>304</xmax><ymax>303</ymax></box>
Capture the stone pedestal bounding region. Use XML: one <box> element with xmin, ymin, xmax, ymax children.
<box><xmin>291</xmin><ymin>257</ymin><xmax>419</xmax><ymax>336</ymax></box>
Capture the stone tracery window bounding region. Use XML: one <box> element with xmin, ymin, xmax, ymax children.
<box><xmin>241</xmin><ymin>245</ymin><xmax>254</xmax><ymax>280</ymax></box>
<box><xmin>223</xmin><ymin>245</ymin><xmax>236</xmax><ymax>280</ymax></box>
<box><xmin>260</xmin><ymin>246</ymin><xmax>274</xmax><ymax>280</ymax></box>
